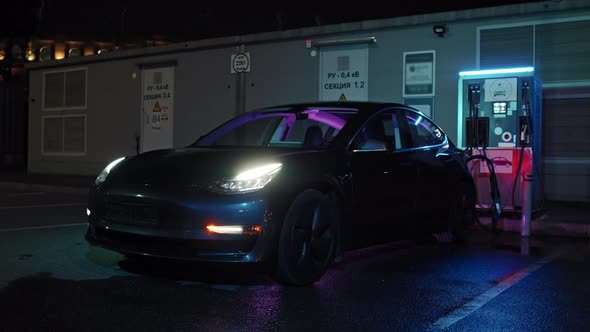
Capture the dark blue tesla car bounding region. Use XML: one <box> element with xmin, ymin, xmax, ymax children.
<box><xmin>86</xmin><ymin>102</ymin><xmax>475</xmax><ymax>285</ymax></box>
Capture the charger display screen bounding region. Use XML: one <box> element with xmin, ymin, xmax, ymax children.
<box><xmin>493</xmin><ymin>102</ymin><xmax>507</xmax><ymax>114</ymax></box>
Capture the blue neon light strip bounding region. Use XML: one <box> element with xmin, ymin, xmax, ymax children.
<box><xmin>459</xmin><ymin>67</ymin><xmax>534</xmax><ymax>77</ymax></box>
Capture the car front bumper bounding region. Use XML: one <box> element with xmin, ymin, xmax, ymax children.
<box><xmin>85</xmin><ymin>184</ymin><xmax>282</xmax><ymax>264</ymax></box>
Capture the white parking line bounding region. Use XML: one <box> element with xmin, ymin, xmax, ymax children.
<box><xmin>6</xmin><ymin>192</ymin><xmax>46</xmax><ymax>196</ymax></box>
<box><xmin>431</xmin><ymin>249</ymin><xmax>565</xmax><ymax>331</ymax></box>
<box><xmin>0</xmin><ymin>203</ymin><xmax>86</xmax><ymax>210</ymax></box>
<box><xmin>0</xmin><ymin>223</ymin><xmax>87</xmax><ymax>232</ymax></box>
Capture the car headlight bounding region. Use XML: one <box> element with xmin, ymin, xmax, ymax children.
<box><xmin>211</xmin><ymin>163</ymin><xmax>282</xmax><ymax>193</ymax></box>
<box><xmin>95</xmin><ymin>157</ymin><xmax>126</xmax><ymax>185</ymax></box>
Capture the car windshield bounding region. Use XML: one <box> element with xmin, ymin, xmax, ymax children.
<box><xmin>192</xmin><ymin>108</ymin><xmax>358</xmax><ymax>148</ymax></box>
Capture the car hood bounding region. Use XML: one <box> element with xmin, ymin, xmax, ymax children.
<box><xmin>106</xmin><ymin>147</ymin><xmax>320</xmax><ymax>188</ymax></box>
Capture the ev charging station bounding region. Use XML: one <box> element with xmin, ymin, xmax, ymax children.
<box><xmin>457</xmin><ymin>67</ymin><xmax>543</xmax><ymax>221</ymax></box>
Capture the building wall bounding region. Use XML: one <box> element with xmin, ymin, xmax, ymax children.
<box><xmin>26</xmin><ymin>2</ymin><xmax>590</xmax><ymax>201</ymax></box>
<box><xmin>244</xmin><ymin>39</ymin><xmax>320</xmax><ymax>111</ymax></box>
<box><xmin>173</xmin><ymin>47</ymin><xmax>238</xmax><ymax>146</ymax></box>
<box><xmin>27</xmin><ymin>48</ymin><xmax>240</xmax><ymax>174</ymax></box>
<box><xmin>29</xmin><ymin>61</ymin><xmax>140</xmax><ymax>174</ymax></box>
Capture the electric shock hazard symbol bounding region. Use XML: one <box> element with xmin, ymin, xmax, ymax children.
<box><xmin>151</xmin><ymin>102</ymin><xmax>162</xmax><ymax>131</ymax></box>
<box><xmin>339</xmin><ymin>94</ymin><xmax>347</xmax><ymax>101</ymax></box>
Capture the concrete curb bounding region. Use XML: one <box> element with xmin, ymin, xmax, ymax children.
<box><xmin>478</xmin><ymin>217</ymin><xmax>590</xmax><ymax>238</ymax></box>
<box><xmin>0</xmin><ymin>182</ymin><xmax>89</xmax><ymax>195</ymax></box>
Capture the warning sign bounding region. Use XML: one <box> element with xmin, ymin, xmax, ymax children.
<box><xmin>339</xmin><ymin>94</ymin><xmax>347</xmax><ymax>101</ymax></box>
<box><xmin>142</xmin><ymin>66</ymin><xmax>174</xmax><ymax>152</ymax></box>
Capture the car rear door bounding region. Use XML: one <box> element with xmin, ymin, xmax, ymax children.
<box><xmin>398</xmin><ymin>109</ymin><xmax>454</xmax><ymax>232</ymax></box>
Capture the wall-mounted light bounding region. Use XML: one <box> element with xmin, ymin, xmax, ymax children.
<box><xmin>68</xmin><ymin>47</ymin><xmax>80</xmax><ymax>58</ymax></box>
<box><xmin>54</xmin><ymin>43</ymin><xmax>65</xmax><ymax>60</ymax></box>
<box><xmin>39</xmin><ymin>46</ymin><xmax>52</xmax><ymax>61</ymax></box>
<box><xmin>433</xmin><ymin>25</ymin><xmax>446</xmax><ymax>38</ymax></box>
<box><xmin>11</xmin><ymin>45</ymin><xmax>23</xmax><ymax>60</ymax></box>
<box><xmin>26</xmin><ymin>48</ymin><xmax>36</xmax><ymax>61</ymax></box>
<box><xmin>83</xmin><ymin>46</ymin><xmax>95</xmax><ymax>56</ymax></box>
<box><xmin>24</xmin><ymin>41</ymin><xmax>36</xmax><ymax>61</ymax></box>
<box><xmin>0</xmin><ymin>49</ymin><xmax>5</xmax><ymax>61</ymax></box>
<box><xmin>97</xmin><ymin>48</ymin><xmax>109</xmax><ymax>54</ymax></box>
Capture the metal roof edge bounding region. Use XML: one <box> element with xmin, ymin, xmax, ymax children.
<box><xmin>26</xmin><ymin>0</ymin><xmax>590</xmax><ymax>70</ymax></box>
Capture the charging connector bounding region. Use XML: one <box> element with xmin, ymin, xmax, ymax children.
<box><xmin>466</xmin><ymin>153</ymin><xmax>502</xmax><ymax>232</ymax></box>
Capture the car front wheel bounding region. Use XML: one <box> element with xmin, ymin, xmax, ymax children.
<box><xmin>274</xmin><ymin>189</ymin><xmax>337</xmax><ymax>286</ymax></box>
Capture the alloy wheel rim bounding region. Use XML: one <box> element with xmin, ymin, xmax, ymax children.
<box><xmin>291</xmin><ymin>201</ymin><xmax>334</xmax><ymax>267</ymax></box>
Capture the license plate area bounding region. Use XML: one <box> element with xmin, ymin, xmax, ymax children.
<box><xmin>105</xmin><ymin>203</ymin><xmax>158</xmax><ymax>226</ymax></box>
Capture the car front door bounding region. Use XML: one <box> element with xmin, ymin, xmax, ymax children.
<box><xmin>349</xmin><ymin>109</ymin><xmax>419</xmax><ymax>245</ymax></box>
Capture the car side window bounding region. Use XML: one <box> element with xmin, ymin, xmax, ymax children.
<box><xmin>352</xmin><ymin>111</ymin><xmax>403</xmax><ymax>151</ymax></box>
<box><xmin>401</xmin><ymin>110</ymin><xmax>445</xmax><ymax>148</ymax></box>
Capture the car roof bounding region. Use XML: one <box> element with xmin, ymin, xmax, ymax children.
<box><xmin>255</xmin><ymin>101</ymin><xmax>409</xmax><ymax>114</ymax></box>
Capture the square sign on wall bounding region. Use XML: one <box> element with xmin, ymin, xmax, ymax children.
<box><xmin>320</xmin><ymin>44</ymin><xmax>368</xmax><ymax>102</ymax></box>
<box><xmin>403</xmin><ymin>50</ymin><xmax>435</xmax><ymax>97</ymax></box>
<box><xmin>141</xmin><ymin>66</ymin><xmax>175</xmax><ymax>153</ymax></box>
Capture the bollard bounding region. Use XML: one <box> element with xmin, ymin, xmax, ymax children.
<box><xmin>521</xmin><ymin>172</ymin><xmax>533</xmax><ymax>237</ymax></box>
<box><xmin>521</xmin><ymin>236</ymin><xmax>530</xmax><ymax>256</ymax></box>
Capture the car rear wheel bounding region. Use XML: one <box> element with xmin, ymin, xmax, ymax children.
<box><xmin>448</xmin><ymin>183</ymin><xmax>475</xmax><ymax>243</ymax></box>
<box><xmin>275</xmin><ymin>189</ymin><xmax>337</xmax><ymax>286</ymax></box>
<box><xmin>433</xmin><ymin>182</ymin><xmax>474</xmax><ymax>244</ymax></box>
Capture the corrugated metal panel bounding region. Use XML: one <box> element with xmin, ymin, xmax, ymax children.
<box><xmin>480</xmin><ymin>26</ymin><xmax>534</xmax><ymax>69</ymax></box>
<box><xmin>535</xmin><ymin>20</ymin><xmax>590</xmax><ymax>83</ymax></box>
<box><xmin>543</xmin><ymin>98</ymin><xmax>590</xmax><ymax>158</ymax></box>
<box><xmin>542</xmin><ymin>90</ymin><xmax>590</xmax><ymax>202</ymax></box>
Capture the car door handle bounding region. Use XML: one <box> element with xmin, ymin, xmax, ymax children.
<box><xmin>436</xmin><ymin>152</ymin><xmax>454</xmax><ymax>162</ymax></box>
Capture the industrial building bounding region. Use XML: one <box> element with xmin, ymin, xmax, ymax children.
<box><xmin>25</xmin><ymin>0</ymin><xmax>590</xmax><ymax>202</ymax></box>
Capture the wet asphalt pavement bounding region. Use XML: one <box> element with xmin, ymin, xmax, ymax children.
<box><xmin>0</xmin><ymin>190</ymin><xmax>589</xmax><ymax>331</ymax></box>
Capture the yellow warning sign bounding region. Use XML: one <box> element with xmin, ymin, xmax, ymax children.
<box><xmin>339</xmin><ymin>94</ymin><xmax>347</xmax><ymax>101</ymax></box>
<box><xmin>152</xmin><ymin>102</ymin><xmax>161</xmax><ymax>112</ymax></box>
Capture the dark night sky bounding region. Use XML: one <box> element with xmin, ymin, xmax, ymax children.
<box><xmin>2</xmin><ymin>1</ymin><xmax>543</xmax><ymax>43</ymax></box>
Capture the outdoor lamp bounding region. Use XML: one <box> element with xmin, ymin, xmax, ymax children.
<box><xmin>433</xmin><ymin>25</ymin><xmax>446</xmax><ymax>37</ymax></box>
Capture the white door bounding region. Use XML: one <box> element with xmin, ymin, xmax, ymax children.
<box><xmin>141</xmin><ymin>66</ymin><xmax>174</xmax><ymax>152</ymax></box>
<box><xmin>319</xmin><ymin>44</ymin><xmax>368</xmax><ymax>102</ymax></box>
